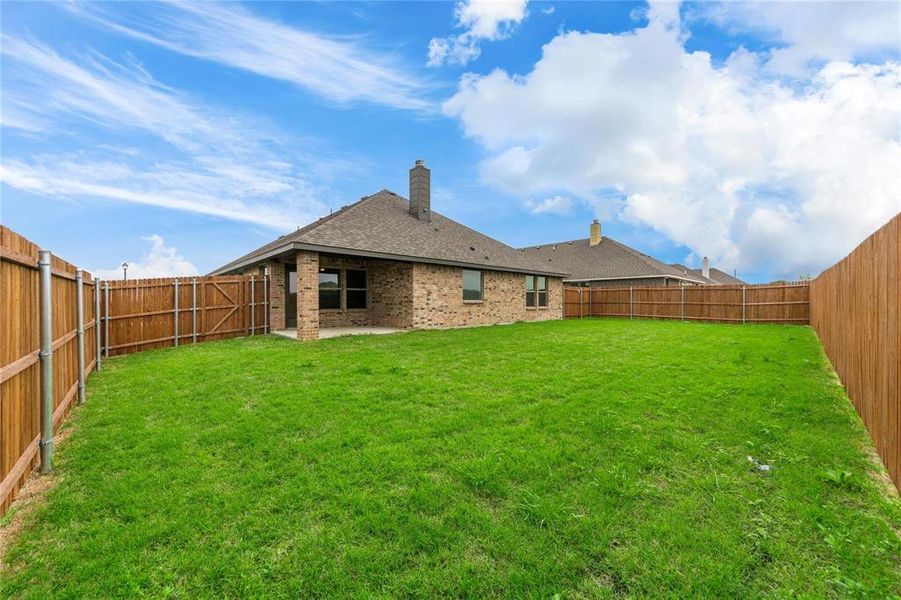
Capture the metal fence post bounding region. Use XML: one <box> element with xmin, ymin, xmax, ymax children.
<box><xmin>192</xmin><ymin>278</ymin><xmax>197</xmax><ymax>344</ymax></box>
<box><xmin>742</xmin><ymin>286</ymin><xmax>747</xmax><ymax>324</ymax></box>
<box><xmin>264</xmin><ymin>275</ymin><xmax>269</xmax><ymax>333</ymax></box>
<box><xmin>630</xmin><ymin>286</ymin><xmax>634</xmax><ymax>320</ymax></box>
<box><xmin>38</xmin><ymin>250</ymin><xmax>53</xmax><ymax>473</ymax></box>
<box><xmin>94</xmin><ymin>279</ymin><xmax>102</xmax><ymax>371</ymax></box>
<box><xmin>250</xmin><ymin>275</ymin><xmax>255</xmax><ymax>336</ymax></box>
<box><xmin>680</xmin><ymin>285</ymin><xmax>685</xmax><ymax>322</ymax></box>
<box><xmin>75</xmin><ymin>269</ymin><xmax>86</xmax><ymax>405</ymax></box>
<box><xmin>174</xmin><ymin>279</ymin><xmax>180</xmax><ymax>347</ymax></box>
<box><xmin>104</xmin><ymin>281</ymin><xmax>110</xmax><ymax>359</ymax></box>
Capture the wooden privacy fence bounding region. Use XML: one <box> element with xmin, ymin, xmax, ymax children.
<box><xmin>100</xmin><ymin>275</ymin><xmax>269</xmax><ymax>358</ymax></box>
<box><xmin>810</xmin><ymin>213</ymin><xmax>900</xmax><ymax>490</ymax></box>
<box><xmin>564</xmin><ymin>283</ymin><xmax>810</xmax><ymax>324</ymax></box>
<box><xmin>1</xmin><ymin>226</ymin><xmax>97</xmax><ymax>514</ymax></box>
<box><xmin>1</xmin><ymin>225</ymin><xmax>270</xmax><ymax>515</ymax></box>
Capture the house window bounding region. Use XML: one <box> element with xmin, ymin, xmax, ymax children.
<box><xmin>346</xmin><ymin>269</ymin><xmax>367</xmax><ymax>309</ymax></box>
<box><xmin>526</xmin><ymin>275</ymin><xmax>548</xmax><ymax>308</ymax></box>
<box><xmin>319</xmin><ymin>268</ymin><xmax>340</xmax><ymax>309</ymax></box>
<box><xmin>463</xmin><ymin>269</ymin><xmax>483</xmax><ymax>301</ymax></box>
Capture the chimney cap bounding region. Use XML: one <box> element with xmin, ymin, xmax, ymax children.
<box><xmin>414</xmin><ymin>159</ymin><xmax>425</xmax><ymax>167</ymax></box>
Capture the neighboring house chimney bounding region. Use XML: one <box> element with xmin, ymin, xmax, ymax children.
<box><xmin>409</xmin><ymin>159</ymin><xmax>431</xmax><ymax>222</ymax></box>
<box><xmin>702</xmin><ymin>256</ymin><xmax>710</xmax><ymax>280</ymax></box>
<box><xmin>589</xmin><ymin>220</ymin><xmax>602</xmax><ymax>246</ymax></box>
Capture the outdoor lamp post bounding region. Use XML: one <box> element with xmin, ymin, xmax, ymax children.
<box><xmin>122</xmin><ymin>261</ymin><xmax>129</xmax><ymax>281</ymax></box>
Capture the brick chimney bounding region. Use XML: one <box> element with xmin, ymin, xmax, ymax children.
<box><xmin>702</xmin><ymin>256</ymin><xmax>710</xmax><ymax>279</ymax></box>
<box><xmin>409</xmin><ymin>159</ymin><xmax>431</xmax><ymax>222</ymax></box>
<box><xmin>589</xmin><ymin>219</ymin><xmax>602</xmax><ymax>246</ymax></box>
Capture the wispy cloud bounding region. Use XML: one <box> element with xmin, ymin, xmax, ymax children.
<box><xmin>0</xmin><ymin>35</ymin><xmax>335</xmax><ymax>229</ymax></box>
<box><xmin>70</xmin><ymin>1</ymin><xmax>435</xmax><ymax>111</ymax></box>
<box><xmin>0</xmin><ymin>155</ymin><xmax>326</xmax><ymax>228</ymax></box>
<box><xmin>1</xmin><ymin>35</ymin><xmax>267</xmax><ymax>154</ymax></box>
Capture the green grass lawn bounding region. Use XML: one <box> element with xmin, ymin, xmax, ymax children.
<box><xmin>2</xmin><ymin>320</ymin><xmax>899</xmax><ymax>598</ymax></box>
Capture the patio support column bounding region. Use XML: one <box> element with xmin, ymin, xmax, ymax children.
<box><xmin>268</xmin><ymin>261</ymin><xmax>286</xmax><ymax>331</ymax></box>
<box><xmin>296</xmin><ymin>250</ymin><xmax>320</xmax><ymax>341</ymax></box>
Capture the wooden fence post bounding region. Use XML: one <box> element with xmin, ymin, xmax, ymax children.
<box><xmin>250</xmin><ymin>275</ymin><xmax>255</xmax><ymax>336</ymax></box>
<box><xmin>76</xmin><ymin>269</ymin><xmax>86</xmax><ymax>405</ymax></box>
<box><xmin>629</xmin><ymin>286</ymin><xmax>633</xmax><ymax>320</ymax></box>
<box><xmin>680</xmin><ymin>285</ymin><xmax>685</xmax><ymax>322</ymax></box>
<box><xmin>38</xmin><ymin>250</ymin><xmax>53</xmax><ymax>473</ymax></box>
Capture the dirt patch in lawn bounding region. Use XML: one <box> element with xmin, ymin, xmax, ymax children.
<box><xmin>0</xmin><ymin>421</ymin><xmax>77</xmax><ymax>569</ymax></box>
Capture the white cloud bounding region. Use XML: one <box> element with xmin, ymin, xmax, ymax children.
<box><xmin>542</xmin><ymin>6</ymin><xmax>556</xmax><ymax>16</ymax></box>
<box><xmin>69</xmin><ymin>1</ymin><xmax>433</xmax><ymax>111</ymax></box>
<box><xmin>443</xmin><ymin>1</ymin><xmax>901</xmax><ymax>278</ymax></box>
<box><xmin>93</xmin><ymin>235</ymin><xmax>198</xmax><ymax>279</ymax></box>
<box><xmin>694</xmin><ymin>1</ymin><xmax>901</xmax><ymax>77</ymax></box>
<box><xmin>428</xmin><ymin>0</ymin><xmax>528</xmax><ymax>66</ymax></box>
<box><xmin>0</xmin><ymin>155</ymin><xmax>326</xmax><ymax>229</ymax></box>
<box><xmin>0</xmin><ymin>36</ymin><xmax>332</xmax><ymax>229</ymax></box>
<box><xmin>526</xmin><ymin>195</ymin><xmax>572</xmax><ymax>215</ymax></box>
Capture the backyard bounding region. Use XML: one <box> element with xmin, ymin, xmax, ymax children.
<box><xmin>1</xmin><ymin>319</ymin><xmax>898</xmax><ymax>597</ymax></box>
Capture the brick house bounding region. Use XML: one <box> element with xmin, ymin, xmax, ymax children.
<box><xmin>520</xmin><ymin>221</ymin><xmax>741</xmax><ymax>287</ymax></box>
<box><xmin>211</xmin><ymin>161</ymin><xmax>567</xmax><ymax>340</ymax></box>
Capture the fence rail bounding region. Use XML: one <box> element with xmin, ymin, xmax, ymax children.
<box><xmin>564</xmin><ymin>283</ymin><xmax>810</xmax><ymax>324</ymax></box>
<box><xmin>810</xmin><ymin>213</ymin><xmax>900</xmax><ymax>490</ymax></box>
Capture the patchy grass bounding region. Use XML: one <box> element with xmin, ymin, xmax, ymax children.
<box><xmin>1</xmin><ymin>319</ymin><xmax>898</xmax><ymax>597</ymax></box>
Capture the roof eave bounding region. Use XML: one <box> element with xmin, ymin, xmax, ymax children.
<box><xmin>211</xmin><ymin>241</ymin><xmax>570</xmax><ymax>278</ymax></box>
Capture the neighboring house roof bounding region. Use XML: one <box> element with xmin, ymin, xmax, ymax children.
<box><xmin>670</xmin><ymin>263</ymin><xmax>747</xmax><ymax>285</ymax></box>
<box><xmin>211</xmin><ymin>190</ymin><xmax>568</xmax><ymax>277</ymax></box>
<box><xmin>518</xmin><ymin>237</ymin><xmax>707</xmax><ymax>284</ymax></box>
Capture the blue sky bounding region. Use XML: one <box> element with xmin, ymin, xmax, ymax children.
<box><xmin>2</xmin><ymin>1</ymin><xmax>899</xmax><ymax>282</ymax></box>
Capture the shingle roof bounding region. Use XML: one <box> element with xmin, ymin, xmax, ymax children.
<box><xmin>211</xmin><ymin>190</ymin><xmax>568</xmax><ymax>277</ymax></box>
<box><xmin>518</xmin><ymin>237</ymin><xmax>707</xmax><ymax>283</ymax></box>
<box><xmin>670</xmin><ymin>264</ymin><xmax>746</xmax><ymax>285</ymax></box>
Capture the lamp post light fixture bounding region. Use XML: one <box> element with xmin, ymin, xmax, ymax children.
<box><xmin>122</xmin><ymin>261</ymin><xmax>129</xmax><ymax>281</ymax></box>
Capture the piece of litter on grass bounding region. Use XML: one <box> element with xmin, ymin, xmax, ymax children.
<box><xmin>747</xmin><ymin>455</ymin><xmax>772</xmax><ymax>472</ymax></box>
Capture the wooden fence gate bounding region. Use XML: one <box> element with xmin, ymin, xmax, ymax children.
<box><xmin>101</xmin><ymin>275</ymin><xmax>269</xmax><ymax>358</ymax></box>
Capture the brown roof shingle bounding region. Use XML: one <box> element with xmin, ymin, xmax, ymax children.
<box><xmin>518</xmin><ymin>237</ymin><xmax>707</xmax><ymax>283</ymax></box>
<box><xmin>211</xmin><ymin>190</ymin><xmax>568</xmax><ymax>276</ymax></box>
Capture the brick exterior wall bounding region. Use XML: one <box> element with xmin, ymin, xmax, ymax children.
<box><xmin>411</xmin><ymin>263</ymin><xmax>563</xmax><ymax>329</ymax></box>
<box><xmin>273</xmin><ymin>250</ymin><xmax>563</xmax><ymax>339</ymax></box>
<box><xmin>317</xmin><ymin>255</ymin><xmax>414</xmax><ymax>329</ymax></box>
<box><xmin>296</xmin><ymin>250</ymin><xmax>320</xmax><ymax>341</ymax></box>
<box><xmin>266</xmin><ymin>260</ymin><xmax>286</xmax><ymax>330</ymax></box>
